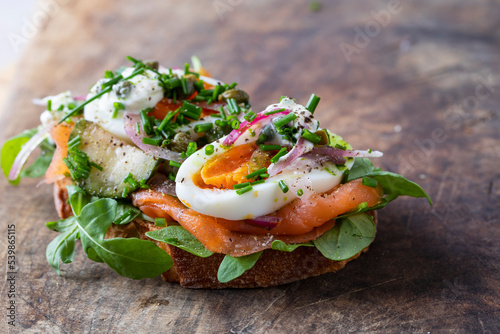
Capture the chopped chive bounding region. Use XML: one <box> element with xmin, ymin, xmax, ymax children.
<box><xmin>139</xmin><ymin>180</ymin><xmax>149</xmax><ymax>189</ymax></box>
<box><xmin>244</xmin><ymin>111</ymin><xmax>257</xmax><ymax>122</ymax></box>
<box><xmin>236</xmin><ymin>185</ymin><xmax>253</xmax><ymax>195</ymax></box>
<box><xmin>212</xmin><ymin>84</ymin><xmax>222</xmax><ymax>101</ymax></box>
<box><xmin>259</xmin><ymin>173</ymin><xmax>269</xmax><ymax>178</ymax></box>
<box><xmin>172</xmin><ymin>90</ymin><xmax>177</xmax><ymax>104</ymax></box>
<box><xmin>245</xmin><ymin>168</ymin><xmax>268</xmax><ymax>180</ymax></box>
<box><xmin>101</xmin><ymin>74</ymin><xmax>123</xmax><ymax>88</ymax></box>
<box><xmin>270</xmin><ymin>147</ymin><xmax>288</xmax><ymax>163</ymax></box>
<box><xmin>158</xmin><ymin>110</ymin><xmax>174</xmax><ymax>131</ymax></box>
<box><xmin>227</xmin><ymin>98</ymin><xmax>240</xmax><ymax>114</ymax></box>
<box><xmin>140</xmin><ymin>109</ymin><xmax>153</xmax><ymax>135</ymax></box>
<box><xmin>104</xmin><ymin>70</ymin><xmax>115</xmax><ymax>79</ymax></box>
<box><xmin>168</xmin><ymin>172</ymin><xmax>176</xmax><ymax>182</ymax></box>
<box><xmin>229</xmin><ymin>82</ymin><xmax>237</xmax><ymax>89</ymax></box>
<box><xmin>47</xmin><ymin>100</ymin><xmax>52</xmax><ymax>111</ymax></box>
<box><xmin>114</xmin><ymin>102</ymin><xmax>125</xmax><ymax>111</ymax></box>
<box><xmin>305</xmin><ymin>93</ymin><xmax>321</xmax><ymax>114</ymax></box>
<box><xmin>165</xmin><ymin>77</ymin><xmax>181</xmax><ymax>90</ymax></box>
<box><xmin>58</xmin><ymin>86</ymin><xmax>112</xmax><ymax>124</ymax></box>
<box><xmin>251</xmin><ymin>179</ymin><xmax>265</xmax><ymax>186</ymax></box>
<box><xmin>135</xmin><ymin>122</ymin><xmax>140</xmax><ymax>134</ymax></box>
<box><xmin>142</xmin><ymin>136</ymin><xmax>162</xmax><ymax>146</ymax></box>
<box><xmin>231</xmin><ymin>119</ymin><xmax>240</xmax><ymax>130</ymax></box>
<box><xmin>218</xmin><ymin>106</ymin><xmax>226</xmax><ymax>119</ymax></box>
<box><xmin>193</xmin><ymin>95</ymin><xmax>206</xmax><ymax>102</ymax></box>
<box><xmin>67</xmin><ymin>102</ymin><xmax>76</xmax><ymax>110</ymax></box>
<box><xmin>297</xmin><ymin>189</ymin><xmax>304</xmax><ymax>196</ymax></box>
<box><xmin>181</xmin><ymin>77</ymin><xmax>189</xmax><ymax>94</ymax></box>
<box><xmin>280</xmin><ymin>96</ymin><xmax>287</xmax><ymax>102</ymax></box>
<box><xmin>122</xmin><ymin>185</ymin><xmax>131</xmax><ymax>198</ymax></box>
<box><xmin>112</xmin><ymin>102</ymin><xmax>125</xmax><ymax>118</ymax></box>
<box><xmin>233</xmin><ymin>182</ymin><xmax>250</xmax><ymax>189</ymax></box>
<box><xmin>184</xmin><ymin>63</ymin><xmax>190</xmax><ymax>75</ymax></box>
<box><xmin>205</xmin><ymin>144</ymin><xmax>214</xmax><ymax>155</ymax></box>
<box><xmin>279</xmin><ymin>180</ymin><xmax>289</xmax><ymax>193</ymax></box>
<box><xmin>169</xmin><ymin>160</ymin><xmax>182</xmax><ymax>168</ymax></box>
<box><xmin>194</xmin><ymin>122</ymin><xmax>213</xmax><ymax>133</ymax></box>
<box><xmin>180</xmin><ymin>101</ymin><xmax>202</xmax><ymax>120</ymax></box>
<box><xmin>90</xmin><ymin>162</ymin><xmax>103</xmax><ymax>171</ymax></box>
<box><xmin>123</xmin><ymin>172</ymin><xmax>139</xmax><ymax>188</ymax></box>
<box><xmin>67</xmin><ymin>135</ymin><xmax>81</xmax><ymax>150</ymax></box>
<box><xmin>186</xmin><ymin>142</ymin><xmax>197</xmax><ymax>157</ymax></box>
<box><xmin>301</xmin><ymin>129</ymin><xmax>321</xmax><ymax>144</ymax></box>
<box><xmin>264</xmin><ymin>108</ymin><xmax>286</xmax><ymax>115</ymax></box>
<box><xmin>274</xmin><ymin>113</ymin><xmax>297</xmax><ymax>128</ymax></box>
<box><xmin>259</xmin><ymin>144</ymin><xmax>281</xmax><ymax>151</ymax></box>
<box><xmin>362</xmin><ymin>177</ymin><xmax>378</xmax><ymax>188</ymax></box>
<box><xmin>155</xmin><ymin>218</ymin><xmax>167</xmax><ymax>227</ymax></box>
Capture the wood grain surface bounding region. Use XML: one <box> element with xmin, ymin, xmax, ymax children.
<box><xmin>1</xmin><ymin>0</ymin><xmax>499</xmax><ymax>333</ymax></box>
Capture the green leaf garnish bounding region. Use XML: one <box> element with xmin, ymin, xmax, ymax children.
<box><xmin>68</xmin><ymin>198</ymin><xmax>173</xmax><ymax>279</ymax></box>
<box><xmin>46</xmin><ymin>220</ymin><xmax>79</xmax><ymax>275</ymax></box>
<box><xmin>314</xmin><ymin>213</ymin><xmax>376</xmax><ymax>261</ymax></box>
<box><xmin>217</xmin><ymin>252</ymin><xmax>262</xmax><ymax>283</ymax></box>
<box><xmin>20</xmin><ymin>153</ymin><xmax>53</xmax><ymax>178</ymax></box>
<box><xmin>1</xmin><ymin>129</ymin><xmax>36</xmax><ymax>185</ymax></box>
<box><xmin>146</xmin><ymin>226</ymin><xmax>214</xmax><ymax>258</ymax></box>
<box><xmin>271</xmin><ymin>240</ymin><xmax>314</xmax><ymax>252</ymax></box>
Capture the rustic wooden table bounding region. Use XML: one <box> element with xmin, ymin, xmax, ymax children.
<box><xmin>1</xmin><ymin>0</ymin><xmax>499</xmax><ymax>333</ymax></box>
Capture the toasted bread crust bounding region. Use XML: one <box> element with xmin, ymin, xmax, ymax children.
<box><xmin>54</xmin><ymin>180</ymin><xmax>376</xmax><ymax>288</ymax></box>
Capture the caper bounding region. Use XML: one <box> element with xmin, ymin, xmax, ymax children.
<box><xmin>219</xmin><ymin>89</ymin><xmax>250</xmax><ymax>104</ymax></box>
<box><xmin>314</xmin><ymin>129</ymin><xmax>329</xmax><ymax>146</ymax></box>
<box><xmin>144</xmin><ymin>60</ymin><xmax>159</xmax><ymax>71</ymax></box>
<box><xmin>256</xmin><ymin>124</ymin><xmax>275</xmax><ymax>144</ymax></box>
<box><xmin>113</xmin><ymin>80</ymin><xmax>132</xmax><ymax>98</ymax></box>
<box><xmin>168</xmin><ymin>132</ymin><xmax>191</xmax><ymax>152</ymax></box>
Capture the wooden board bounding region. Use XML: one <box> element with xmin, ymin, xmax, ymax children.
<box><xmin>1</xmin><ymin>0</ymin><xmax>499</xmax><ymax>332</ymax></box>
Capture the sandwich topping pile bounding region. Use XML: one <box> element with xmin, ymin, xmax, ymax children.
<box><xmin>1</xmin><ymin>57</ymin><xmax>431</xmax><ymax>285</ymax></box>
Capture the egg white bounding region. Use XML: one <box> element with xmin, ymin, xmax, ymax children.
<box><xmin>175</xmin><ymin>137</ymin><xmax>353</xmax><ymax>220</ymax></box>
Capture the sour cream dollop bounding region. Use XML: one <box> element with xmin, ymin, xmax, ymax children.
<box><xmin>84</xmin><ymin>67</ymin><xmax>164</xmax><ymax>143</ymax></box>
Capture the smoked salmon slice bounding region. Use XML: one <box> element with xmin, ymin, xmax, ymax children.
<box><xmin>132</xmin><ymin>174</ymin><xmax>383</xmax><ymax>256</ymax></box>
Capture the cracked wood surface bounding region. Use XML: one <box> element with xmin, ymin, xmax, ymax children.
<box><xmin>0</xmin><ymin>0</ymin><xmax>499</xmax><ymax>333</ymax></box>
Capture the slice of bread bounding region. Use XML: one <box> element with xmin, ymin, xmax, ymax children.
<box><xmin>53</xmin><ymin>178</ymin><xmax>376</xmax><ymax>288</ymax></box>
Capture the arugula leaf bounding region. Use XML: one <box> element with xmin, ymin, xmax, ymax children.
<box><xmin>20</xmin><ymin>152</ymin><xmax>53</xmax><ymax>178</ymax></box>
<box><xmin>1</xmin><ymin>129</ymin><xmax>36</xmax><ymax>185</ymax></box>
<box><xmin>76</xmin><ymin>198</ymin><xmax>172</xmax><ymax>279</ymax></box>
<box><xmin>45</xmin><ymin>217</ymin><xmax>79</xmax><ymax>275</ymax></box>
<box><xmin>217</xmin><ymin>251</ymin><xmax>262</xmax><ymax>283</ymax></box>
<box><xmin>46</xmin><ymin>216</ymin><xmax>78</xmax><ymax>232</ymax></box>
<box><xmin>114</xmin><ymin>201</ymin><xmax>141</xmax><ymax>225</ymax></box>
<box><xmin>146</xmin><ymin>226</ymin><xmax>213</xmax><ymax>257</ymax></box>
<box><xmin>314</xmin><ymin>213</ymin><xmax>375</xmax><ymax>261</ymax></box>
<box><xmin>271</xmin><ymin>240</ymin><xmax>314</xmax><ymax>252</ymax></box>
<box><xmin>66</xmin><ymin>185</ymin><xmax>96</xmax><ymax>215</ymax></box>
